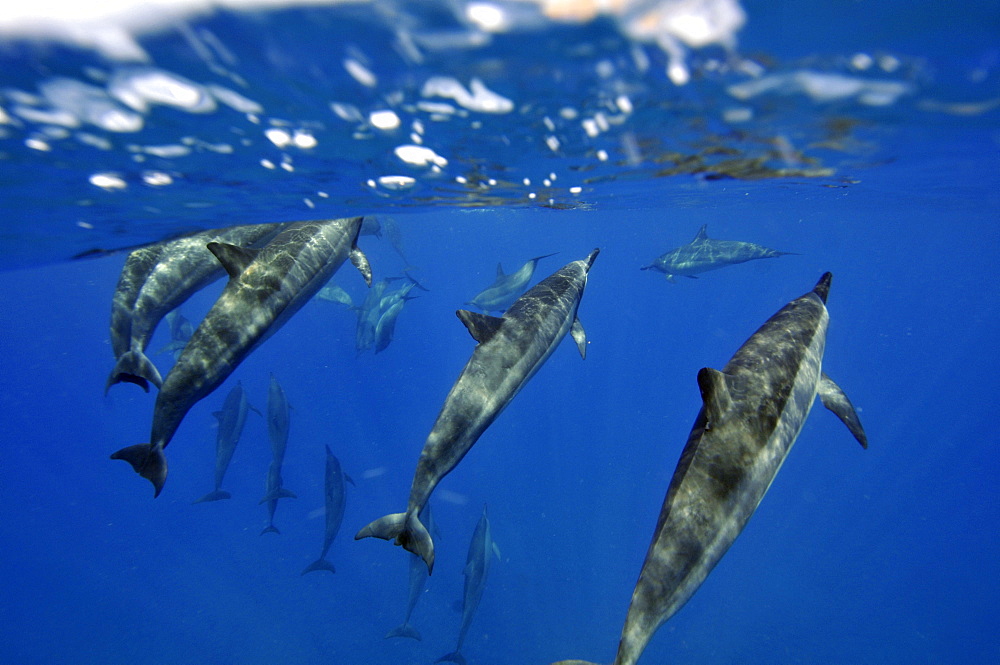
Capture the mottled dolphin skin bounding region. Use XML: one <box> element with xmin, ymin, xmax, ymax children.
<box><xmin>437</xmin><ymin>505</ymin><xmax>500</xmax><ymax>665</ymax></box>
<box><xmin>193</xmin><ymin>381</ymin><xmax>260</xmax><ymax>504</ymax></box>
<box><xmin>301</xmin><ymin>446</ymin><xmax>354</xmax><ymax>574</ymax></box>
<box><xmin>641</xmin><ymin>224</ymin><xmax>795</xmax><ymax>282</ymax></box>
<box><xmin>465</xmin><ymin>252</ymin><xmax>558</xmax><ymax>313</ymax></box>
<box><xmin>105</xmin><ymin>223</ymin><xmax>285</xmax><ymax>393</ymax></box>
<box><xmin>553</xmin><ymin>272</ymin><xmax>867</xmax><ymax>665</ymax></box>
<box><xmin>111</xmin><ymin>217</ymin><xmax>372</xmax><ymax>497</ymax></box>
<box><xmin>261</xmin><ymin>373</ymin><xmax>296</xmax><ymax>535</ymax></box>
<box><xmin>385</xmin><ymin>503</ymin><xmax>439</xmax><ymax>640</ymax></box>
<box><xmin>356</xmin><ymin>249</ymin><xmax>599</xmax><ymax>572</ymax></box>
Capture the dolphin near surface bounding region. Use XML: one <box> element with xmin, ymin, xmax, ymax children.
<box><xmin>111</xmin><ymin>217</ymin><xmax>372</xmax><ymax>497</ymax></box>
<box><xmin>356</xmin><ymin>249</ymin><xmax>599</xmax><ymax>573</ymax></box>
<box><xmin>261</xmin><ymin>373</ymin><xmax>296</xmax><ymax>535</ymax></box>
<box><xmin>301</xmin><ymin>446</ymin><xmax>354</xmax><ymax>574</ymax></box>
<box><xmin>465</xmin><ymin>252</ymin><xmax>558</xmax><ymax>313</ymax></box>
<box><xmin>385</xmin><ymin>503</ymin><xmax>440</xmax><ymax>640</ymax></box>
<box><xmin>552</xmin><ymin>272</ymin><xmax>867</xmax><ymax>665</ymax></box>
<box><xmin>192</xmin><ymin>381</ymin><xmax>260</xmax><ymax>504</ymax></box>
<box><xmin>641</xmin><ymin>224</ymin><xmax>796</xmax><ymax>282</ymax></box>
<box><xmin>436</xmin><ymin>505</ymin><xmax>501</xmax><ymax>665</ymax></box>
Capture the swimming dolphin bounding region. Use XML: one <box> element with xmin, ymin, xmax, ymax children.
<box><xmin>105</xmin><ymin>223</ymin><xmax>285</xmax><ymax>393</ymax></box>
<box><xmin>385</xmin><ymin>503</ymin><xmax>440</xmax><ymax>640</ymax></box>
<box><xmin>356</xmin><ymin>249</ymin><xmax>599</xmax><ymax>572</ymax></box>
<box><xmin>552</xmin><ymin>272</ymin><xmax>867</xmax><ymax>665</ymax></box>
<box><xmin>301</xmin><ymin>446</ymin><xmax>354</xmax><ymax>574</ymax></box>
<box><xmin>111</xmin><ymin>217</ymin><xmax>372</xmax><ymax>497</ymax></box>
<box><xmin>436</xmin><ymin>505</ymin><xmax>500</xmax><ymax>665</ymax></box>
<box><xmin>640</xmin><ymin>224</ymin><xmax>795</xmax><ymax>282</ymax></box>
<box><xmin>193</xmin><ymin>381</ymin><xmax>260</xmax><ymax>503</ymax></box>
<box><xmin>315</xmin><ymin>282</ymin><xmax>354</xmax><ymax>308</ymax></box>
<box><xmin>465</xmin><ymin>252</ymin><xmax>558</xmax><ymax>313</ymax></box>
<box><xmin>261</xmin><ymin>373</ymin><xmax>296</xmax><ymax>535</ymax></box>
<box><xmin>156</xmin><ymin>309</ymin><xmax>195</xmax><ymax>360</ymax></box>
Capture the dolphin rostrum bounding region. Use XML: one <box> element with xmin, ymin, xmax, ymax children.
<box><xmin>301</xmin><ymin>446</ymin><xmax>354</xmax><ymax>574</ymax></box>
<box><xmin>192</xmin><ymin>381</ymin><xmax>260</xmax><ymax>503</ymax></box>
<box><xmin>385</xmin><ymin>503</ymin><xmax>440</xmax><ymax>640</ymax></box>
<box><xmin>436</xmin><ymin>505</ymin><xmax>500</xmax><ymax>665</ymax></box>
<box><xmin>356</xmin><ymin>249</ymin><xmax>599</xmax><ymax>572</ymax></box>
<box><xmin>465</xmin><ymin>252</ymin><xmax>558</xmax><ymax>313</ymax></box>
<box><xmin>261</xmin><ymin>373</ymin><xmax>296</xmax><ymax>535</ymax></box>
<box><xmin>553</xmin><ymin>272</ymin><xmax>867</xmax><ymax>665</ymax></box>
<box><xmin>640</xmin><ymin>224</ymin><xmax>795</xmax><ymax>282</ymax></box>
<box><xmin>111</xmin><ymin>217</ymin><xmax>372</xmax><ymax>497</ymax></box>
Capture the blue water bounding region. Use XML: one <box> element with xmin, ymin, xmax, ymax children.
<box><xmin>1</xmin><ymin>2</ymin><xmax>999</xmax><ymax>664</ymax></box>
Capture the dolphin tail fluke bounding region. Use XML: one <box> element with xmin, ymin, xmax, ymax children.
<box><xmin>260</xmin><ymin>524</ymin><xmax>281</xmax><ymax>536</ymax></box>
<box><xmin>384</xmin><ymin>622</ymin><xmax>422</xmax><ymax>640</ymax></box>
<box><xmin>192</xmin><ymin>489</ymin><xmax>231</xmax><ymax>504</ymax></box>
<box><xmin>110</xmin><ymin>443</ymin><xmax>167</xmax><ymax>498</ymax></box>
<box><xmin>355</xmin><ymin>511</ymin><xmax>435</xmax><ymax>573</ymax></box>
<box><xmin>301</xmin><ymin>558</ymin><xmax>336</xmax><ymax>575</ymax></box>
<box><xmin>105</xmin><ymin>350</ymin><xmax>163</xmax><ymax>394</ymax></box>
<box><xmin>435</xmin><ymin>651</ymin><xmax>467</xmax><ymax>665</ymax></box>
<box><xmin>259</xmin><ymin>488</ymin><xmax>297</xmax><ymax>504</ymax></box>
<box><xmin>550</xmin><ymin>661</ymin><xmax>603</xmax><ymax>665</ymax></box>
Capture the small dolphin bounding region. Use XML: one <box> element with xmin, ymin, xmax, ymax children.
<box><xmin>261</xmin><ymin>373</ymin><xmax>296</xmax><ymax>534</ymax></box>
<box><xmin>315</xmin><ymin>282</ymin><xmax>354</xmax><ymax>308</ymax></box>
<box><xmin>553</xmin><ymin>272</ymin><xmax>866</xmax><ymax>665</ymax></box>
<box><xmin>111</xmin><ymin>217</ymin><xmax>372</xmax><ymax>497</ymax></box>
<box><xmin>156</xmin><ymin>309</ymin><xmax>195</xmax><ymax>359</ymax></box>
<box><xmin>356</xmin><ymin>249</ymin><xmax>599</xmax><ymax>572</ymax></box>
<box><xmin>301</xmin><ymin>446</ymin><xmax>354</xmax><ymax>574</ymax></box>
<box><xmin>465</xmin><ymin>252</ymin><xmax>558</xmax><ymax>314</ymax></box>
<box><xmin>436</xmin><ymin>505</ymin><xmax>500</xmax><ymax>665</ymax></box>
<box><xmin>355</xmin><ymin>275</ymin><xmax>420</xmax><ymax>354</ymax></box>
<box><xmin>641</xmin><ymin>224</ymin><xmax>795</xmax><ymax>282</ymax></box>
<box><xmin>193</xmin><ymin>381</ymin><xmax>260</xmax><ymax>503</ymax></box>
<box><xmin>385</xmin><ymin>503</ymin><xmax>440</xmax><ymax>640</ymax></box>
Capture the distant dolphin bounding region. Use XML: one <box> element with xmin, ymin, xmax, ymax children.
<box><xmin>261</xmin><ymin>373</ymin><xmax>296</xmax><ymax>535</ymax></box>
<box><xmin>552</xmin><ymin>272</ymin><xmax>867</xmax><ymax>665</ymax></box>
<box><xmin>156</xmin><ymin>309</ymin><xmax>195</xmax><ymax>360</ymax></box>
<box><xmin>193</xmin><ymin>381</ymin><xmax>260</xmax><ymax>503</ymax></box>
<box><xmin>640</xmin><ymin>224</ymin><xmax>795</xmax><ymax>282</ymax></box>
<box><xmin>105</xmin><ymin>223</ymin><xmax>285</xmax><ymax>393</ymax></box>
<box><xmin>436</xmin><ymin>505</ymin><xmax>500</xmax><ymax>665</ymax></box>
<box><xmin>356</xmin><ymin>249</ymin><xmax>599</xmax><ymax>572</ymax></box>
<box><xmin>301</xmin><ymin>446</ymin><xmax>354</xmax><ymax>574</ymax></box>
<box><xmin>373</xmin><ymin>281</ymin><xmax>420</xmax><ymax>354</ymax></box>
<box><xmin>465</xmin><ymin>252</ymin><xmax>558</xmax><ymax>314</ymax></box>
<box><xmin>315</xmin><ymin>282</ymin><xmax>354</xmax><ymax>308</ymax></box>
<box><xmin>111</xmin><ymin>217</ymin><xmax>372</xmax><ymax>497</ymax></box>
<box><xmin>385</xmin><ymin>503</ymin><xmax>440</xmax><ymax>640</ymax></box>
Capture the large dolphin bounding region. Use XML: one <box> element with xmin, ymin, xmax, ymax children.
<box><xmin>465</xmin><ymin>252</ymin><xmax>558</xmax><ymax>314</ymax></box>
<box><xmin>436</xmin><ymin>505</ymin><xmax>500</xmax><ymax>665</ymax></box>
<box><xmin>111</xmin><ymin>217</ymin><xmax>372</xmax><ymax>497</ymax></box>
<box><xmin>261</xmin><ymin>373</ymin><xmax>296</xmax><ymax>535</ymax></box>
<box><xmin>193</xmin><ymin>381</ymin><xmax>260</xmax><ymax>503</ymax></box>
<box><xmin>553</xmin><ymin>272</ymin><xmax>867</xmax><ymax>665</ymax></box>
<box><xmin>640</xmin><ymin>224</ymin><xmax>795</xmax><ymax>282</ymax></box>
<box><xmin>301</xmin><ymin>446</ymin><xmax>354</xmax><ymax>574</ymax></box>
<box><xmin>356</xmin><ymin>249</ymin><xmax>599</xmax><ymax>572</ymax></box>
<box><xmin>385</xmin><ymin>503</ymin><xmax>440</xmax><ymax>640</ymax></box>
<box><xmin>105</xmin><ymin>223</ymin><xmax>285</xmax><ymax>393</ymax></box>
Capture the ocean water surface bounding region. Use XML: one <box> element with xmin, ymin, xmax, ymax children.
<box><xmin>1</xmin><ymin>1</ymin><xmax>998</xmax><ymax>664</ymax></box>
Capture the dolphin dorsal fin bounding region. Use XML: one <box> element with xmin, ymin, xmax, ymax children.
<box><xmin>692</xmin><ymin>224</ymin><xmax>709</xmax><ymax>243</ymax></box>
<box><xmin>208</xmin><ymin>242</ymin><xmax>259</xmax><ymax>279</ymax></box>
<box><xmin>456</xmin><ymin>310</ymin><xmax>504</xmax><ymax>344</ymax></box>
<box><xmin>495</xmin><ymin>262</ymin><xmax>505</xmax><ymax>277</ymax></box>
<box><xmin>697</xmin><ymin>367</ymin><xmax>734</xmax><ymax>427</ymax></box>
<box><xmin>818</xmin><ymin>373</ymin><xmax>868</xmax><ymax>448</ymax></box>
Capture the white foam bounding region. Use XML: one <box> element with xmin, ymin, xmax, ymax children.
<box><xmin>421</xmin><ymin>76</ymin><xmax>514</xmax><ymax>114</ymax></box>
<box><xmin>108</xmin><ymin>68</ymin><xmax>216</xmax><ymax>113</ymax></box>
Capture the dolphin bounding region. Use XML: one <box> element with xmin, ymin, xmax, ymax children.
<box><xmin>261</xmin><ymin>373</ymin><xmax>296</xmax><ymax>535</ymax></box>
<box><xmin>315</xmin><ymin>282</ymin><xmax>354</xmax><ymax>308</ymax></box>
<box><xmin>640</xmin><ymin>224</ymin><xmax>796</xmax><ymax>282</ymax></box>
<box><xmin>354</xmin><ymin>277</ymin><xmax>396</xmax><ymax>354</ymax></box>
<box><xmin>193</xmin><ymin>381</ymin><xmax>260</xmax><ymax>503</ymax></box>
<box><xmin>465</xmin><ymin>252</ymin><xmax>558</xmax><ymax>314</ymax></box>
<box><xmin>111</xmin><ymin>217</ymin><xmax>372</xmax><ymax>497</ymax></box>
<box><xmin>156</xmin><ymin>309</ymin><xmax>195</xmax><ymax>360</ymax></box>
<box><xmin>436</xmin><ymin>505</ymin><xmax>500</xmax><ymax>665</ymax></box>
<box><xmin>105</xmin><ymin>223</ymin><xmax>286</xmax><ymax>393</ymax></box>
<box><xmin>356</xmin><ymin>249</ymin><xmax>599</xmax><ymax>572</ymax></box>
<box><xmin>552</xmin><ymin>272</ymin><xmax>867</xmax><ymax>665</ymax></box>
<box><xmin>301</xmin><ymin>446</ymin><xmax>354</xmax><ymax>574</ymax></box>
<box><xmin>385</xmin><ymin>503</ymin><xmax>440</xmax><ymax>640</ymax></box>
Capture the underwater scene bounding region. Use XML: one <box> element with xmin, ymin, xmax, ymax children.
<box><xmin>1</xmin><ymin>1</ymin><xmax>998</xmax><ymax>663</ymax></box>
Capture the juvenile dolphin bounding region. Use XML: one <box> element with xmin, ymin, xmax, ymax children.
<box><xmin>111</xmin><ymin>217</ymin><xmax>372</xmax><ymax>497</ymax></box>
<box><xmin>465</xmin><ymin>252</ymin><xmax>558</xmax><ymax>313</ymax></box>
<box><xmin>356</xmin><ymin>249</ymin><xmax>599</xmax><ymax>572</ymax></box>
<box><xmin>437</xmin><ymin>505</ymin><xmax>500</xmax><ymax>665</ymax></box>
<box><xmin>385</xmin><ymin>503</ymin><xmax>440</xmax><ymax>640</ymax></box>
<box><xmin>640</xmin><ymin>224</ymin><xmax>795</xmax><ymax>282</ymax></box>
<box><xmin>193</xmin><ymin>381</ymin><xmax>260</xmax><ymax>503</ymax></box>
<box><xmin>106</xmin><ymin>223</ymin><xmax>285</xmax><ymax>393</ymax></box>
<box><xmin>301</xmin><ymin>446</ymin><xmax>354</xmax><ymax>574</ymax></box>
<box><xmin>261</xmin><ymin>373</ymin><xmax>296</xmax><ymax>535</ymax></box>
<box><xmin>553</xmin><ymin>272</ymin><xmax>867</xmax><ymax>665</ymax></box>
<box><xmin>156</xmin><ymin>309</ymin><xmax>195</xmax><ymax>360</ymax></box>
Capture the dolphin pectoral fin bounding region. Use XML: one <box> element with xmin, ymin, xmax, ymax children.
<box><xmin>818</xmin><ymin>373</ymin><xmax>868</xmax><ymax>448</ymax></box>
<box><xmin>456</xmin><ymin>310</ymin><xmax>504</xmax><ymax>344</ymax></box>
<box><xmin>697</xmin><ymin>367</ymin><xmax>734</xmax><ymax>428</ymax></box>
<box><xmin>436</xmin><ymin>651</ymin><xmax>467</xmax><ymax>665</ymax></box>
<box><xmin>192</xmin><ymin>490</ymin><xmax>231</xmax><ymax>504</ymax></box>
<box><xmin>301</xmin><ymin>559</ymin><xmax>336</xmax><ymax>575</ymax></box>
<box><xmin>385</xmin><ymin>623</ymin><xmax>422</xmax><ymax>640</ymax></box>
<box><xmin>111</xmin><ymin>443</ymin><xmax>167</xmax><ymax>498</ymax></box>
<box><xmin>571</xmin><ymin>317</ymin><xmax>587</xmax><ymax>359</ymax></box>
<box><xmin>356</xmin><ymin>512</ymin><xmax>435</xmax><ymax>573</ymax></box>
<box><xmin>685</xmin><ymin>275</ymin><xmax>698</xmax><ymax>279</ymax></box>
<box><xmin>350</xmin><ymin>246</ymin><xmax>373</xmax><ymax>286</ymax></box>
<box><xmin>105</xmin><ymin>350</ymin><xmax>163</xmax><ymax>394</ymax></box>
<box><xmin>207</xmin><ymin>242</ymin><xmax>259</xmax><ymax>279</ymax></box>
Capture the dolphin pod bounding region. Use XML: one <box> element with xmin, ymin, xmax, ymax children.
<box><xmin>552</xmin><ymin>272</ymin><xmax>867</xmax><ymax>665</ymax></box>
